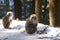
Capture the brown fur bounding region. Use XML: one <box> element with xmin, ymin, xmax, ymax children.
<box><xmin>2</xmin><ymin>11</ymin><xmax>13</xmax><ymax>29</ymax></box>
<box><xmin>25</xmin><ymin>14</ymin><xmax>38</xmax><ymax>34</ymax></box>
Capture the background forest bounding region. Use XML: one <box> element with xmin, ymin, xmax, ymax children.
<box><xmin>0</xmin><ymin>0</ymin><xmax>60</xmax><ymax>40</ymax></box>
<box><xmin>0</xmin><ymin>0</ymin><xmax>49</xmax><ymax>25</ymax></box>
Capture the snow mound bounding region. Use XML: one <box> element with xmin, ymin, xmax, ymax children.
<box><xmin>0</xmin><ymin>19</ymin><xmax>60</xmax><ymax>40</ymax></box>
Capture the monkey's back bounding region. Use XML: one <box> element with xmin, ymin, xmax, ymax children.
<box><xmin>25</xmin><ymin>19</ymin><xmax>37</xmax><ymax>34</ymax></box>
<box><xmin>2</xmin><ymin>16</ymin><xmax>10</xmax><ymax>28</ymax></box>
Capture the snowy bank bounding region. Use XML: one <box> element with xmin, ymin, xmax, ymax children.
<box><xmin>0</xmin><ymin>19</ymin><xmax>60</xmax><ymax>40</ymax></box>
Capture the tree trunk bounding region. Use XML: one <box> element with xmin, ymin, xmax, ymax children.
<box><xmin>6</xmin><ymin>0</ymin><xmax>9</xmax><ymax>11</ymax></box>
<box><xmin>35</xmin><ymin>0</ymin><xmax>43</xmax><ymax>23</ymax></box>
<box><xmin>14</xmin><ymin>0</ymin><xmax>22</xmax><ymax>20</ymax></box>
<box><xmin>49</xmin><ymin>0</ymin><xmax>60</xmax><ymax>27</ymax></box>
<box><xmin>31</xmin><ymin>0</ymin><xmax>35</xmax><ymax>14</ymax></box>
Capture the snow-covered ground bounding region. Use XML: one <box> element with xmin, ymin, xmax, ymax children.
<box><xmin>0</xmin><ymin>19</ymin><xmax>60</xmax><ymax>40</ymax></box>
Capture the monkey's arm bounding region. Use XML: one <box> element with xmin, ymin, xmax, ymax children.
<box><xmin>9</xmin><ymin>20</ymin><xmax>12</xmax><ymax>22</ymax></box>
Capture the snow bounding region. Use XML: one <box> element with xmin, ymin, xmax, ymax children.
<box><xmin>0</xmin><ymin>19</ymin><xmax>60</xmax><ymax>40</ymax></box>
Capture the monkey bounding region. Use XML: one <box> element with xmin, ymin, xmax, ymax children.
<box><xmin>25</xmin><ymin>14</ymin><xmax>38</xmax><ymax>34</ymax></box>
<box><xmin>2</xmin><ymin>11</ymin><xmax>13</xmax><ymax>29</ymax></box>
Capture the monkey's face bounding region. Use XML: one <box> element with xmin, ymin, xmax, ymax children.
<box><xmin>7</xmin><ymin>11</ymin><xmax>13</xmax><ymax>20</ymax></box>
<box><xmin>30</xmin><ymin>14</ymin><xmax>38</xmax><ymax>24</ymax></box>
<box><xmin>7</xmin><ymin>11</ymin><xmax>13</xmax><ymax>17</ymax></box>
<box><xmin>8</xmin><ymin>13</ymin><xmax>11</xmax><ymax>17</ymax></box>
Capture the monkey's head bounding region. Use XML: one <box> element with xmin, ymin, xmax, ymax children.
<box><xmin>7</xmin><ymin>11</ymin><xmax>13</xmax><ymax>17</ymax></box>
<box><xmin>30</xmin><ymin>14</ymin><xmax>38</xmax><ymax>24</ymax></box>
<box><xmin>7</xmin><ymin>11</ymin><xmax>13</xmax><ymax>20</ymax></box>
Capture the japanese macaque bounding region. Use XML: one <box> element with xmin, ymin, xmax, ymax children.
<box><xmin>25</xmin><ymin>14</ymin><xmax>38</xmax><ymax>34</ymax></box>
<box><xmin>2</xmin><ymin>11</ymin><xmax>13</xmax><ymax>29</ymax></box>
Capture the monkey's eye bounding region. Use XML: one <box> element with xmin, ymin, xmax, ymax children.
<box><xmin>8</xmin><ymin>13</ymin><xmax>11</xmax><ymax>17</ymax></box>
<box><xmin>32</xmin><ymin>17</ymin><xmax>36</xmax><ymax>20</ymax></box>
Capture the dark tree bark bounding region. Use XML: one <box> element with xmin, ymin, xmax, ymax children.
<box><xmin>14</xmin><ymin>0</ymin><xmax>22</xmax><ymax>20</ymax></box>
<box><xmin>35</xmin><ymin>0</ymin><xmax>43</xmax><ymax>23</ymax></box>
<box><xmin>31</xmin><ymin>0</ymin><xmax>35</xmax><ymax>14</ymax></box>
<box><xmin>49</xmin><ymin>0</ymin><xmax>60</xmax><ymax>27</ymax></box>
<box><xmin>6</xmin><ymin>0</ymin><xmax>9</xmax><ymax>11</ymax></box>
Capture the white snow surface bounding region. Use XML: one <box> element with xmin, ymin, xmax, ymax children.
<box><xmin>0</xmin><ymin>19</ymin><xmax>60</xmax><ymax>40</ymax></box>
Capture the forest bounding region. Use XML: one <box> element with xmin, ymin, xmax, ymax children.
<box><xmin>0</xmin><ymin>0</ymin><xmax>49</xmax><ymax>24</ymax></box>
<box><xmin>0</xmin><ymin>0</ymin><xmax>60</xmax><ymax>40</ymax></box>
<box><xmin>0</xmin><ymin>0</ymin><xmax>60</xmax><ymax>27</ymax></box>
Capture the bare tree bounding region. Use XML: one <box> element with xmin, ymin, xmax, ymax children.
<box><xmin>35</xmin><ymin>0</ymin><xmax>43</xmax><ymax>23</ymax></box>
<box><xmin>31</xmin><ymin>0</ymin><xmax>35</xmax><ymax>14</ymax></box>
<box><xmin>49</xmin><ymin>0</ymin><xmax>60</xmax><ymax>27</ymax></box>
<box><xmin>14</xmin><ymin>0</ymin><xmax>22</xmax><ymax>20</ymax></box>
<box><xmin>6</xmin><ymin>0</ymin><xmax>9</xmax><ymax>11</ymax></box>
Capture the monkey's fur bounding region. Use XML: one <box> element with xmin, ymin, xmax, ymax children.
<box><xmin>2</xmin><ymin>11</ymin><xmax>12</xmax><ymax>29</ymax></box>
<box><xmin>25</xmin><ymin>14</ymin><xmax>38</xmax><ymax>34</ymax></box>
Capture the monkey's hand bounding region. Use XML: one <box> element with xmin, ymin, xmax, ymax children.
<box><xmin>9</xmin><ymin>20</ymin><xmax>12</xmax><ymax>23</ymax></box>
